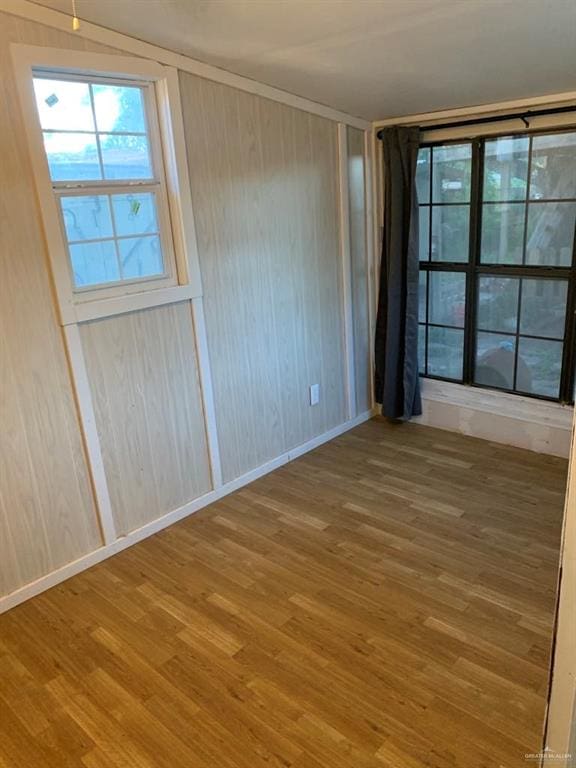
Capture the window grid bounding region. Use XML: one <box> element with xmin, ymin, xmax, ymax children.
<box><xmin>418</xmin><ymin>129</ymin><xmax>576</xmax><ymax>404</ymax></box>
<box><xmin>33</xmin><ymin>71</ymin><xmax>175</xmax><ymax>294</ymax></box>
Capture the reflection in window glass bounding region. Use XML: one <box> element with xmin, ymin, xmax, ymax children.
<box><xmin>429</xmin><ymin>272</ymin><xmax>465</xmax><ymax>327</ymax></box>
<box><xmin>519</xmin><ymin>279</ymin><xmax>567</xmax><ymax>339</ymax></box>
<box><xmin>477</xmin><ymin>277</ymin><xmax>519</xmax><ymax>334</ymax></box>
<box><xmin>112</xmin><ymin>192</ymin><xmax>159</xmax><ymax>237</ymax></box>
<box><xmin>517</xmin><ymin>337</ymin><xmax>563</xmax><ymax>398</ymax></box>
<box><xmin>530</xmin><ymin>132</ymin><xmax>576</xmax><ymax>200</ymax></box>
<box><xmin>483</xmin><ymin>136</ymin><xmax>529</xmax><ymax>201</ymax></box>
<box><xmin>416</xmin><ymin>147</ymin><xmax>430</xmax><ymax>204</ymax></box>
<box><xmin>418</xmin><ymin>270</ymin><xmax>427</xmax><ymax>322</ymax></box>
<box><xmin>432</xmin><ymin>144</ymin><xmax>472</xmax><ymax>203</ymax></box>
<box><xmin>431</xmin><ymin>205</ymin><xmax>469</xmax><ymax>262</ymax></box>
<box><xmin>526</xmin><ymin>202</ymin><xmax>576</xmax><ymax>266</ymax></box>
<box><xmin>428</xmin><ymin>327</ymin><xmax>463</xmax><ymax>379</ymax></box>
<box><xmin>61</xmin><ymin>195</ymin><xmax>113</xmax><ymax>241</ymax></box>
<box><xmin>118</xmin><ymin>235</ymin><xmax>163</xmax><ymax>279</ymax></box>
<box><xmin>475</xmin><ymin>333</ymin><xmax>516</xmax><ymax>390</ymax></box>
<box><xmin>60</xmin><ymin>192</ymin><xmax>164</xmax><ymax>289</ymax></box>
<box><xmin>481</xmin><ymin>203</ymin><xmax>525</xmax><ymax>264</ymax></box>
<box><xmin>70</xmin><ymin>241</ymin><xmax>119</xmax><ymax>287</ymax></box>
<box><xmin>419</xmin><ymin>206</ymin><xmax>430</xmax><ymax>260</ymax></box>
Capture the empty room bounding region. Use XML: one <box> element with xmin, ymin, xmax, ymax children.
<box><xmin>1</xmin><ymin>1</ymin><xmax>576</xmax><ymax>767</ymax></box>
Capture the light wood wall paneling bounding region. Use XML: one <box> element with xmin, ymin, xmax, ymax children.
<box><xmin>0</xmin><ymin>15</ymin><xmax>104</xmax><ymax>597</ymax></box>
<box><xmin>179</xmin><ymin>72</ymin><xmax>347</xmax><ymax>482</ymax></box>
<box><xmin>347</xmin><ymin>126</ymin><xmax>372</xmax><ymax>414</ymax></box>
<box><xmin>80</xmin><ymin>302</ymin><xmax>212</xmax><ymax>536</ymax></box>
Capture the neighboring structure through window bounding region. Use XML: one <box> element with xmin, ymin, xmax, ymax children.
<box><xmin>417</xmin><ymin>130</ymin><xmax>576</xmax><ymax>403</ymax></box>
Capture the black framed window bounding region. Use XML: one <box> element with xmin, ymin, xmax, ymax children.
<box><xmin>418</xmin><ymin>129</ymin><xmax>576</xmax><ymax>403</ymax></box>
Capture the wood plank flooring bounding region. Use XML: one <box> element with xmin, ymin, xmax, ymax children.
<box><xmin>0</xmin><ymin>419</ymin><xmax>567</xmax><ymax>768</ymax></box>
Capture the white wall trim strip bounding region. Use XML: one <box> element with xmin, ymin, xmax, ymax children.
<box><xmin>337</xmin><ymin>123</ymin><xmax>357</xmax><ymax>420</ymax></box>
<box><xmin>72</xmin><ymin>284</ymin><xmax>200</xmax><ymax>324</ymax></box>
<box><xmin>544</xmin><ymin>418</ymin><xmax>576</xmax><ymax>762</ymax></box>
<box><xmin>0</xmin><ymin>409</ymin><xmax>373</xmax><ymax>615</ymax></box>
<box><xmin>363</xmin><ymin>129</ymin><xmax>376</xmax><ymax>408</ymax></box>
<box><xmin>190</xmin><ymin>296</ymin><xmax>223</xmax><ymax>490</ymax></box>
<box><xmin>62</xmin><ymin>324</ymin><xmax>117</xmax><ymax>545</ymax></box>
<box><xmin>0</xmin><ymin>0</ymin><xmax>369</xmax><ymax>130</ymax></box>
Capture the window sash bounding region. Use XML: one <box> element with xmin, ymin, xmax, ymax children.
<box><xmin>418</xmin><ymin>130</ymin><xmax>576</xmax><ymax>404</ymax></box>
<box><xmin>33</xmin><ymin>69</ymin><xmax>177</xmax><ymax>299</ymax></box>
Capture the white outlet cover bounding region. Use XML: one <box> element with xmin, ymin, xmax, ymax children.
<box><xmin>310</xmin><ymin>383</ymin><xmax>320</xmax><ymax>406</ymax></box>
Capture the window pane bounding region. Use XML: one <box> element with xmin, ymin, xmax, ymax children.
<box><xmin>526</xmin><ymin>201</ymin><xmax>576</xmax><ymax>266</ymax></box>
<box><xmin>530</xmin><ymin>132</ymin><xmax>576</xmax><ymax>200</ymax></box>
<box><xmin>60</xmin><ymin>195</ymin><xmax>113</xmax><ymax>242</ymax></box>
<box><xmin>43</xmin><ymin>132</ymin><xmax>101</xmax><ymax>181</ymax></box>
<box><xmin>475</xmin><ymin>332</ymin><xmax>516</xmax><ymax>389</ymax></box>
<box><xmin>432</xmin><ymin>144</ymin><xmax>471</xmax><ymax>203</ymax></box>
<box><xmin>118</xmin><ymin>235</ymin><xmax>163</xmax><ymax>279</ymax></box>
<box><xmin>112</xmin><ymin>193</ymin><xmax>159</xmax><ymax>237</ymax></box>
<box><xmin>517</xmin><ymin>338</ymin><xmax>563</xmax><ymax>398</ymax></box>
<box><xmin>70</xmin><ymin>241</ymin><xmax>119</xmax><ymax>287</ymax></box>
<box><xmin>416</xmin><ymin>148</ymin><xmax>430</xmax><ymax>204</ymax></box>
<box><xmin>100</xmin><ymin>134</ymin><xmax>153</xmax><ymax>179</ymax></box>
<box><xmin>418</xmin><ymin>325</ymin><xmax>426</xmax><ymax>373</ymax></box>
<box><xmin>419</xmin><ymin>206</ymin><xmax>430</xmax><ymax>260</ymax></box>
<box><xmin>431</xmin><ymin>205</ymin><xmax>469</xmax><ymax>262</ymax></box>
<box><xmin>520</xmin><ymin>279</ymin><xmax>568</xmax><ymax>339</ymax></box>
<box><xmin>483</xmin><ymin>136</ymin><xmax>529</xmax><ymax>202</ymax></box>
<box><xmin>428</xmin><ymin>327</ymin><xmax>463</xmax><ymax>379</ymax></box>
<box><xmin>477</xmin><ymin>276</ymin><xmax>519</xmax><ymax>333</ymax></box>
<box><xmin>480</xmin><ymin>203</ymin><xmax>525</xmax><ymax>264</ymax></box>
<box><xmin>33</xmin><ymin>78</ymin><xmax>95</xmax><ymax>132</ymax></box>
<box><xmin>92</xmin><ymin>84</ymin><xmax>147</xmax><ymax>133</ymax></box>
<box><xmin>429</xmin><ymin>272</ymin><xmax>465</xmax><ymax>327</ymax></box>
<box><xmin>419</xmin><ymin>270</ymin><xmax>427</xmax><ymax>322</ymax></box>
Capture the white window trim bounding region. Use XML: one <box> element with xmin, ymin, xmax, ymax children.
<box><xmin>11</xmin><ymin>44</ymin><xmax>202</xmax><ymax>324</ymax></box>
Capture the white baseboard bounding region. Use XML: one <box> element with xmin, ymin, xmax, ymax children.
<box><xmin>0</xmin><ymin>410</ymin><xmax>372</xmax><ymax>615</ymax></box>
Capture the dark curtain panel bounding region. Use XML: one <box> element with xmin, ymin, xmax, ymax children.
<box><xmin>374</xmin><ymin>126</ymin><xmax>422</xmax><ymax>421</ymax></box>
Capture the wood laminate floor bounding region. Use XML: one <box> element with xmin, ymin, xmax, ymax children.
<box><xmin>0</xmin><ymin>419</ymin><xmax>568</xmax><ymax>768</ymax></box>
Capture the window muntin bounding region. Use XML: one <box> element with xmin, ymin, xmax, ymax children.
<box><xmin>32</xmin><ymin>72</ymin><xmax>173</xmax><ymax>293</ymax></box>
<box><xmin>418</xmin><ymin>130</ymin><xmax>576</xmax><ymax>403</ymax></box>
<box><xmin>418</xmin><ymin>142</ymin><xmax>472</xmax><ymax>381</ymax></box>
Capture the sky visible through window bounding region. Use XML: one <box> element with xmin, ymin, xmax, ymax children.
<box><xmin>33</xmin><ymin>75</ymin><xmax>164</xmax><ymax>288</ymax></box>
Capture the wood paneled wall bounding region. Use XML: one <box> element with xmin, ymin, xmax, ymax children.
<box><xmin>180</xmin><ymin>73</ymin><xmax>347</xmax><ymax>482</ymax></box>
<box><xmin>0</xmin><ymin>10</ymin><xmax>370</xmax><ymax>605</ymax></box>
<box><xmin>80</xmin><ymin>303</ymin><xmax>212</xmax><ymax>535</ymax></box>
<box><xmin>347</xmin><ymin>126</ymin><xmax>371</xmax><ymax>414</ymax></box>
<box><xmin>0</xmin><ymin>15</ymin><xmax>107</xmax><ymax>597</ymax></box>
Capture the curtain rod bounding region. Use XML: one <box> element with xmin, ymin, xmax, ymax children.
<box><xmin>376</xmin><ymin>104</ymin><xmax>576</xmax><ymax>139</ymax></box>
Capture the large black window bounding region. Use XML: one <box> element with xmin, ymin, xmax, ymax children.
<box><xmin>418</xmin><ymin>130</ymin><xmax>576</xmax><ymax>403</ymax></box>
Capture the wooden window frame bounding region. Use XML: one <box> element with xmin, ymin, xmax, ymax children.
<box><xmin>11</xmin><ymin>44</ymin><xmax>203</xmax><ymax>324</ymax></box>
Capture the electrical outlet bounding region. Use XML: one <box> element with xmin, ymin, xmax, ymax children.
<box><xmin>310</xmin><ymin>383</ymin><xmax>320</xmax><ymax>406</ymax></box>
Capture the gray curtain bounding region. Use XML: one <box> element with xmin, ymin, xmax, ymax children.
<box><xmin>374</xmin><ymin>126</ymin><xmax>422</xmax><ymax>420</ymax></box>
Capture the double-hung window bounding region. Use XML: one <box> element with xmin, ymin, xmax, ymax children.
<box><xmin>418</xmin><ymin>129</ymin><xmax>576</xmax><ymax>403</ymax></box>
<box><xmin>12</xmin><ymin>46</ymin><xmax>200</xmax><ymax>325</ymax></box>
<box><xmin>32</xmin><ymin>71</ymin><xmax>175</xmax><ymax>295</ymax></box>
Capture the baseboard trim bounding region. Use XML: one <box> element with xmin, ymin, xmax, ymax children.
<box><xmin>0</xmin><ymin>410</ymin><xmax>373</xmax><ymax>615</ymax></box>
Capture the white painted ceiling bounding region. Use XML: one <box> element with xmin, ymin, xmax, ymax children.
<box><xmin>31</xmin><ymin>0</ymin><xmax>576</xmax><ymax>121</ymax></box>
